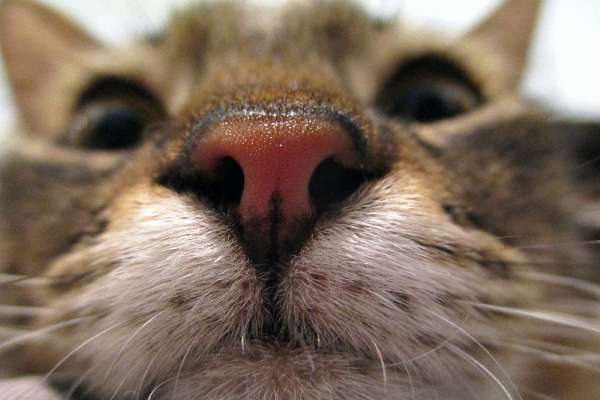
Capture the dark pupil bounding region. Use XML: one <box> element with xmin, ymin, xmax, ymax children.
<box><xmin>395</xmin><ymin>87</ymin><xmax>463</xmax><ymax>123</ymax></box>
<box><xmin>88</xmin><ymin>108</ymin><xmax>145</xmax><ymax>150</ymax></box>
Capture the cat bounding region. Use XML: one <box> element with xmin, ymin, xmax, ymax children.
<box><xmin>0</xmin><ymin>0</ymin><xmax>600</xmax><ymax>399</ymax></box>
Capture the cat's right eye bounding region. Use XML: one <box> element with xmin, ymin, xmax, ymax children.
<box><xmin>65</xmin><ymin>77</ymin><xmax>165</xmax><ymax>150</ymax></box>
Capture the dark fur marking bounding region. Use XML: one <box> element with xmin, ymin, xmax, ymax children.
<box><xmin>414</xmin><ymin>332</ymin><xmax>444</xmax><ymax>348</ymax></box>
<box><xmin>344</xmin><ymin>280</ymin><xmax>366</xmax><ymax>294</ymax></box>
<box><xmin>169</xmin><ymin>292</ymin><xmax>197</xmax><ymax>307</ymax></box>
<box><xmin>390</xmin><ymin>291</ymin><xmax>411</xmax><ymax>311</ymax></box>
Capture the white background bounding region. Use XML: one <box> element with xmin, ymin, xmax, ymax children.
<box><xmin>0</xmin><ymin>0</ymin><xmax>598</xmax><ymax>141</ymax></box>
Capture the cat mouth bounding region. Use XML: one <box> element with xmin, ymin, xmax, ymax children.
<box><xmin>229</xmin><ymin>200</ymin><xmax>317</xmax><ymax>274</ymax></box>
<box><xmin>211</xmin><ymin>331</ymin><xmax>380</xmax><ymax>365</ymax></box>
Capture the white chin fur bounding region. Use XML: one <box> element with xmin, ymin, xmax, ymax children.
<box><xmin>54</xmin><ymin>184</ymin><xmax>505</xmax><ymax>399</ymax></box>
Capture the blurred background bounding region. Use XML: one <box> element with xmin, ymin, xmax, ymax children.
<box><xmin>0</xmin><ymin>0</ymin><xmax>598</xmax><ymax>142</ymax></box>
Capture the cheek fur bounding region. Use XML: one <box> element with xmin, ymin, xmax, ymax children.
<box><xmin>42</xmin><ymin>180</ymin><xmax>516</xmax><ymax>397</ymax></box>
<box><xmin>46</xmin><ymin>188</ymin><xmax>263</xmax><ymax>386</ymax></box>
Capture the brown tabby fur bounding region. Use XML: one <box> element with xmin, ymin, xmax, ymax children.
<box><xmin>1</xmin><ymin>0</ymin><xmax>600</xmax><ymax>399</ymax></box>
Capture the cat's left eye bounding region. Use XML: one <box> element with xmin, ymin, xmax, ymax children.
<box><xmin>375</xmin><ymin>54</ymin><xmax>483</xmax><ymax>123</ymax></box>
<box><xmin>65</xmin><ymin>77</ymin><xmax>165</xmax><ymax>150</ymax></box>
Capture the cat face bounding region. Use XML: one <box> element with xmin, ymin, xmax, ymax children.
<box><xmin>1</xmin><ymin>1</ymin><xmax>599</xmax><ymax>399</ymax></box>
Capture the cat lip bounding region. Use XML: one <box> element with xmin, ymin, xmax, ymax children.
<box><xmin>212</xmin><ymin>336</ymin><xmax>381</xmax><ymax>363</ymax></box>
<box><xmin>233</xmin><ymin>209</ymin><xmax>316</xmax><ymax>274</ymax></box>
<box><xmin>218</xmin><ymin>318</ymin><xmax>379</xmax><ymax>361</ymax></box>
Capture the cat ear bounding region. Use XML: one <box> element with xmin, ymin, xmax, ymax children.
<box><xmin>463</xmin><ymin>0</ymin><xmax>541</xmax><ymax>89</ymax></box>
<box><xmin>0</xmin><ymin>0</ymin><xmax>99</xmax><ymax>133</ymax></box>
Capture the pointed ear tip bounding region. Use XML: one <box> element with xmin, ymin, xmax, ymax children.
<box><xmin>0</xmin><ymin>0</ymin><xmax>40</xmax><ymax>26</ymax></box>
<box><xmin>0</xmin><ymin>0</ymin><xmax>66</xmax><ymax>26</ymax></box>
<box><xmin>0</xmin><ymin>1</ymin><xmax>19</xmax><ymax>38</ymax></box>
<box><xmin>0</xmin><ymin>0</ymin><xmax>100</xmax><ymax>49</ymax></box>
<box><xmin>0</xmin><ymin>0</ymin><xmax>18</xmax><ymax>19</ymax></box>
<box><xmin>0</xmin><ymin>0</ymin><xmax>32</xmax><ymax>16</ymax></box>
<box><xmin>0</xmin><ymin>1</ymin><xmax>32</xmax><ymax>42</ymax></box>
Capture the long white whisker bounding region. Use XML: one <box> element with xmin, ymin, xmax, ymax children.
<box><xmin>0</xmin><ymin>318</ymin><xmax>86</xmax><ymax>353</ymax></box>
<box><xmin>147</xmin><ymin>376</ymin><xmax>178</xmax><ymax>400</ymax></box>
<box><xmin>173</xmin><ymin>342</ymin><xmax>194</xmax><ymax>399</ymax></box>
<box><xmin>521</xmin><ymin>271</ymin><xmax>600</xmax><ymax>297</ymax></box>
<box><xmin>514</xmin><ymin>239</ymin><xmax>600</xmax><ymax>250</ymax></box>
<box><xmin>518</xmin><ymin>386</ymin><xmax>557</xmax><ymax>400</ymax></box>
<box><xmin>0</xmin><ymin>305</ymin><xmax>49</xmax><ymax>318</ymax></box>
<box><xmin>101</xmin><ymin>312</ymin><xmax>164</xmax><ymax>384</ymax></box>
<box><xmin>451</xmin><ymin>346</ymin><xmax>513</xmax><ymax>400</ymax></box>
<box><xmin>369</xmin><ymin>338</ymin><xmax>387</xmax><ymax>392</ymax></box>
<box><xmin>428</xmin><ymin>310</ymin><xmax>523</xmax><ymax>400</ymax></box>
<box><xmin>62</xmin><ymin>369</ymin><xmax>93</xmax><ymax>400</ymax></box>
<box><xmin>137</xmin><ymin>349</ymin><xmax>164</xmax><ymax>398</ymax></box>
<box><xmin>509</xmin><ymin>336</ymin><xmax>600</xmax><ymax>361</ymax></box>
<box><xmin>43</xmin><ymin>321</ymin><xmax>126</xmax><ymax>383</ymax></box>
<box><xmin>400</xmin><ymin>355</ymin><xmax>415</xmax><ymax>400</ymax></box>
<box><xmin>470</xmin><ymin>303</ymin><xmax>600</xmax><ymax>335</ymax></box>
<box><xmin>0</xmin><ymin>326</ymin><xmax>29</xmax><ymax>341</ymax></box>
<box><xmin>108</xmin><ymin>356</ymin><xmax>145</xmax><ymax>400</ymax></box>
<box><xmin>488</xmin><ymin>340</ymin><xmax>600</xmax><ymax>372</ymax></box>
<box><xmin>0</xmin><ymin>273</ymin><xmax>55</xmax><ymax>287</ymax></box>
<box><xmin>409</xmin><ymin>309</ymin><xmax>472</xmax><ymax>363</ymax></box>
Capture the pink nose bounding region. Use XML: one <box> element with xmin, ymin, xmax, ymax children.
<box><xmin>191</xmin><ymin>114</ymin><xmax>360</xmax><ymax>223</ymax></box>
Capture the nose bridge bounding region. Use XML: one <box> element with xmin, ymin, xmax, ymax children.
<box><xmin>185</xmin><ymin>50</ymin><xmax>350</xmax><ymax>110</ymax></box>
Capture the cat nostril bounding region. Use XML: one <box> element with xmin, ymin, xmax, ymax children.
<box><xmin>200</xmin><ymin>156</ymin><xmax>245</xmax><ymax>207</ymax></box>
<box><xmin>190</xmin><ymin>114</ymin><xmax>362</xmax><ymax>224</ymax></box>
<box><xmin>309</xmin><ymin>157</ymin><xmax>365</xmax><ymax>208</ymax></box>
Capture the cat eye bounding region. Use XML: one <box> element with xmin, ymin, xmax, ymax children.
<box><xmin>65</xmin><ymin>77</ymin><xmax>165</xmax><ymax>150</ymax></box>
<box><xmin>375</xmin><ymin>54</ymin><xmax>483</xmax><ymax>123</ymax></box>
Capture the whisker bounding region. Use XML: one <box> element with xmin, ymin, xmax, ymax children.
<box><xmin>109</xmin><ymin>357</ymin><xmax>146</xmax><ymax>400</ymax></box>
<box><xmin>294</xmin><ymin>333</ymin><xmax>316</xmax><ymax>373</ymax></box>
<box><xmin>498</xmin><ymin>259</ymin><xmax>597</xmax><ymax>269</ymax></box>
<box><xmin>408</xmin><ymin>309</ymin><xmax>472</xmax><ymax>363</ymax></box>
<box><xmin>0</xmin><ymin>305</ymin><xmax>49</xmax><ymax>319</ymax></box>
<box><xmin>62</xmin><ymin>368</ymin><xmax>94</xmax><ymax>400</ymax></box>
<box><xmin>44</xmin><ymin>321</ymin><xmax>126</xmax><ymax>383</ymax></box>
<box><xmin>489</xmin><ymin>340</ymin><xmax>600</xmax><ymax>372</ymax></box>
<box><xmin>173</xmin><ymin>342</ymin><xmax>194</xmax><ymax>399</ymax></box>
<box><xmin>468</xmin><ymin>235</ymin><xmax>600</xmax><ymax>249</ymax></box>
<box><xmin>469</xmin><ymin>303</ymin><xmax>600</xmax><ymax>335</ymax></box>
<box><xmin>512</xmin><ymin>336</ymin><xmax>600</xmax><ymax>361</ymax></box>
<box><xmin>514</xmin><ymin>239</ymin><xmax>600</xmax><ymax>250</ymax></box>
<box><xmin>369</xmin><ymin>338</ymin><xmax>387</xmax><ymax>392</ymax></box>
<box><xmin>519</xmin><ymin>271</ymin><xmax>600</xmax><ymax>297</ymax></box>
<box><xmin>451</xmin><ymin>346</ymin><xmax>513</xmax><ymax>400</ymax></box>
<box><xmin>0</xmin><ymin>318</ymin><xmax>86</xmax><ymax>353</ymax></box>
<box><xmin>0</xmin><ymin>272</ymin><xmax>100</xmax><ymax>289</ymax></box>
<box><xmin>147</xmin><ymin>376</ymin><xmax>178</xmax><ymax>400</ymax></box>
<box><xmin>0</xmin><ymin>273</ymin><xmax>54</xmax><ymax>288</ymax></box>
<box><xmin>101</xmin><ymin>312</ymin><xmax>164</xmax><ymax>385</ymax></box>
<box><xmin>400</xmin><ymin>355</ymin><xmax>415</xmax><ymax>400</ymax></box>
<box><xmin>428</xmin><ymin>310</ymin><xmax>523</xmax><ymax>400</ymax></box>
<box><xmin>137</xmin><ymin>349</ymin><xmax>164</xmax><ymax>398</ymax></box>
<box><xmin>0</xmin><ymin>326</ymin><xmax>29</xmax><ymax>341</ymax></box>
<box><xmin>518</xmin><ymin>387</ymin><xmax>557</xmax><ymax>400</ymax></box>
